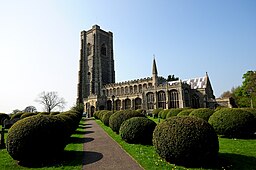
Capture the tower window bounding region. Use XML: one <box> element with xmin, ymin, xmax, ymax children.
<box><xmin>101</xmin><ymin>44</ymin><xmax>107</xmax><ymax>56</ymax></box>
<box><xmin>87</xmin><ymin>43</ymin><xmax>92</xmax><ymax>56</ymax></box>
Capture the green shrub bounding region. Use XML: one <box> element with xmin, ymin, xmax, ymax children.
<box><xmin>98</xmin><ymin>110</ymin><xmax>110</xmax><ymax>121</ymax></box>
<box><xmin>56</xmin><ymin>110</ymin><xmax>82</xmax><ymax>135</ymax></box>
<box><xmin>20</xmin><ymin>112</ymin><xmax>37</xmax><ymax>119</ymax></box>
<box><xmin>102</xmin><ymin>111</ymin><xmax>114</xmax><ymax>126</ymax></box>
<box><xmin>10</xmin><ymin>112</ymin><xmax>24</xmax><ymax>120</ymax></box>
<box><xmin>0</xmin><ymin>113</ymin><xmax>10</xmax><ymax>125</ymax></box>
<box><xmin>38</xmin><ymin>112</ymin><xmax>50</xmax><ymax>115</ymax></box>
<box><xmin>159</xmin><ymin>109</ymin><xmax>170</xmax><ymax>119</ymax></box>
<box><xmin>6</xmin><ymin>115</ymin><xmax>68</xmax><ymax>163</ymax></box>
<box><xmin>93</xmin><ymin>111</ymin><xmax>101</xmax><ymax>119</ymax></box>
<box><xmin>50</xmin><ymin>112</ymin><xmax>60</xmax><ymax>115</ymax></box>
<box><xmin>208</xmin><ymin>108</ymin><xmax>255</xmax><ymax>138</ymax></box>
<box><xmin>120</xmin><ymin>117</ymin><xmax>156</xmax><ymax>144</ymax></box>
<box><xmin>189</xmin><ymin>108</ymin><xmax>214</xmax><ymax>121</ymax></box>
<box><xmin>166</xmin><ymin>108</ymin><xmax>186</xmax><ymax>118</ymax></box>
<box><xmin>177</xmin><ymin>109</ymin><xmax>194</xmax><ymax>116</ymax></box>
<box><xmin>242</xmin><ymin>108</ymin><xmax>256</xmax><ymax>118</ymax></box>
<box><xmin>153</xmin><ymin>116</ymin><xmax>219</xmax><ymax>167</ymax></box>
<box><xmin>152</xmin><ymin>108</ymin><xmax>163</xmax><ymax>118</ymax></box>
<box><xmin>136</xmin><ymin>109</ymin><xmax>145</xmax><ymax>114</ymax></box>
<box><xmin>109</xmin><ymin>110</ymin><xmax>145</xmax><ymax>133</ymax></box>
<box><xmin>214</xmin><ymin>106</ymin><xmax>226</xmax><ymax>112</ymax></box>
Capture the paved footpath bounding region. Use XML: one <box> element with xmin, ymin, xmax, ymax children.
<box><xmin>83</xmin><ymin>118</ymin><xmax>143</xmax><ymax>170</ymax></box>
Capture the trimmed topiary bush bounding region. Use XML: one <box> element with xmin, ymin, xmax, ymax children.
<box><xmin>109</xmin><ymin>110</ymin><xmax>145</xmax><ymax>133</ymax></box>
<box><xmin>10</xmin><ymin>112</ymin><xmax>24</xmax><ymax>120</ymax></box>
<box><xmin>0</xmin><ymin>113</ymin><xmax>10</xmax><ymax>125</ymax></box>
<box><xmin>6</xmin><ymin>115</ymin><xmax>68</xmax><ymax>163</ymax></box>
<box><xmin>189</xmin><ymin>108</ymin><xmax>214</xmax><ymax>121</ymax></box>
<box><xmin>93</xmin><ymin>111</ymin><xmax>101</xmax><ymax>119</ymax></box>
<box><xmin>152</xmin><ymin>108</ymin><xmax>163</xmax><ymax>118</ymax></box>
<box><xmin>20</xmin><ymin>112</ymin><xmax>37</xmax><ymax>119</ymax></box>
<box><xmin>208</xmin><ymin>108</ymin><xmax>255</xmax><ymax>138</ymax></box>
<box><xmin>153</xmin><ymin>116</ymin><xmax>219</xmax><ymax>167</ymax></box>
<box><xmin>166</xmin><ymin>108</ymin><xmax>187</xmax><ymax>118</ymax></box>
<box><xmin>177</xmin><ymin>109</ymin><xmax>194</xmax><ymax>116</ymax></box>
<box><xmin>159</xmin><ymin>109</ymin><xmax>170</xmax><ymax>119</ymax></box>
<box><xmin>120</xmin><ymin>117</ymin><xmax>156</xmax><ymax>144</ymax></box>
<box><xmin>102</xmin><ymin>111</ymin><xmax>114</xmax><ymax>126</ymax></box>
<box><xmin>38</xmin><ymin>112</ymin><xmax>50</xmax><ymax>115</ymax></box>
<box><xmin>50</xmin><ymin>112</ymin><xmax>60</xmax><ymax>115</ymax></box>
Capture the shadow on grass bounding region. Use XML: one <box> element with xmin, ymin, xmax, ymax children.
<box><xmin>74</xmin><ymin>129</ymin><xmax>86</xmax><ymax>135</ymax></box>
<box><xmin>85</xmin><ymin>131</ymin><xmax>94</xmax><ymax>134</ymax></box>
<box><xmin>69</xmin><ymin>137</ymin><xmax>94</xmax><ymax>144</ymax></box>
<box><xmin>218</xmin><ymin>153</ymin><xmax>256</xmax><ymax>169</ymax></box>
<box><xmin>18</xmin><ymin>150</ymin><xmax>102</xmax><ymax>168</ymax></box>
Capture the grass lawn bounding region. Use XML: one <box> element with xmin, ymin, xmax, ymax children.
<box><xmin>0</xmin><ymin>118</ymin><xmax>86</xmax><ymax>170</ymax></box>
<box><xmin>96</xmin><ymin>118</ymin><xmax>256</xmax><ymax>170</ymax></box>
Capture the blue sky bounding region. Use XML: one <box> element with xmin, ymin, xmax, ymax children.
<box><xmin>0</xmin><ymin>0</ymin><xmax>255</xmax><ymax>113</ymax></box>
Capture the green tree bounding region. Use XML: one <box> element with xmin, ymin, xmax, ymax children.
<box><xmin>234</xmin><ymin>71</ymin><xmax>256</xmax><ymax>108</ymax></box>
<box><xmin>23</xmin><ymin>106</ymin><xmax>37</xmax><ymax>113</ymax></box>
<box><xmin>167</xmin><ymin>75</ymin><xmax>179</xmax><ymax>81</ymax></box>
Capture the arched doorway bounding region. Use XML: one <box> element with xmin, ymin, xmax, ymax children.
<box><xmin>91</xmin><ymin>106</ymin><xmax>95</xmax><ymax>116</ymax></box>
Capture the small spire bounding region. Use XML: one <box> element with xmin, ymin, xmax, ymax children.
<box><xmin>206</xmin><ymin>72</ymin><xmax>209</xmax><ymax>77</ymax></box>
<box><xmin>152</xmin><ymin>55</ymin><xmax>158</xmax><ymax>75</ymax></box>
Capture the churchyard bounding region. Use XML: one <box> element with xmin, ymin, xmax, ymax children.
<box><xmin>0</xmin><ymin>107</ymin><xmax>255</xmax><ymax>169</ymax></box>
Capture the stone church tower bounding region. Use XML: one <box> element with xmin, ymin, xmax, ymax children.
<box><xmin>77</xmin><ymin>25</ymin><xmax>115</xmax><ymax>104</ymax></box>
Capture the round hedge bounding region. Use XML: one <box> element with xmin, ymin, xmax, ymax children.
<box><xmin>6</xmin><ymin>115</ymin><xmax>68</xmax><ymax>163</ymax></box>
<box><xmin>208</xmin><ymin>108</ymin><xmax>255</xmax><ymax>138</ymax></box>
<box><xmin>177</xmin><ymin>109</ymin><xmax>194</xmax><ymax>116</ymax></box>
<box><xmin>189</xmin><ymin>108</ymin><xmax>214</xmax><ymax>121</ymax></box>
<box><xmin>120</xmin><ymin>117</ymin><xmax>156</xmax><ymax>144</ymax></box>
<box><xmin>20</xmin><ymin>112</ymin><xmax>37</xmax><ymax>119</ymax></box>
<box><xmin>50</xmin><ymin>112</ymin><xmax>60</xmax><ymax>115</ymax></box>
<box><xmin>10</xmin><ymin>112</ymin><xmax>24</xmax><ymax>120</ymax></box>
<box><xmin>152</xmin><ymin>108</ymin><xmax>163</xmax><ymax>118</ymax></box>
<box><xmin>166</xmin><ymin>108</ymin><xmax>187</xmax><ymax>118</ymax></box>
<box><xmin>159</xmin><ymin>109</ymin><xmax>170</xmax><ymax>119</ymax></box>
<box><xmin>109</xmin><ymin>110</ymin><xmax>145</xmax><ymax>133</ymax></box>
<box><xmin>98</xmin><ymin>110</ymin><xmax>109</xmax><ymax>121</ymax></box>
<box><xmin>153</xmin><ymin>116</ymin><xmax>219</xmax><ymax>167</ymax></box>
<box><xmin>102</xmin><ymin>111</ymin><xmax>114</xmax><ymax>126</ymax></box>
<box><xmin>0</xmin><ymin>113</ymin><xmax>10</xmax><ymax>125</ymax></box>
<box><xmin>93</xmin><ymin>111</ymin><xmax>101</xmax><ymax>119</ymax></box>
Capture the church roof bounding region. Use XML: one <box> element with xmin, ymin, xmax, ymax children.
<box><xmin>183</xmin><ymin>76</ymin><xmax>207</xmax><ymax>89</ymax></box>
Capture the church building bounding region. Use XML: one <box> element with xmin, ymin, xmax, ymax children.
<box><xmin>77</xmin><ymin>25</ymin><xmax>217</xmax><ymax>116</ymax></box>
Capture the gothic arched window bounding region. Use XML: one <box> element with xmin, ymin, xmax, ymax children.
<box><xmin>158</xmin><ymin>91</ymin><xmax>166</xmax><ymax>109</ymax></box>
<box><xmin>135</xmin><ymin>98</ymin><xmax>142</xmax><ymax>110</ymax></box>
<box><xmin>124</xmin><ymin>98</ymin><xmax>131</xmax><ymax>110</ymax></box>
<box><xmin>184</xmin><ymin>89</ymin><xmax>190</xmax><ymax>107</ymax></box>
<box><xmin>115</xmin><ymin>99</ymin><xmax>121</xmax><ymax>110</ymax></box>
<box><xmin>192</xmin><ymin>94</ymin><xmax>200</xmax><ymax>108</ymax></box>
<box><xmin>146</xmin><ymin>92</ymin><xmax>154</xmax><ymax>110</ymax></box>
<box><xmin>101</xmin><ymin>44</ymin><xmax>107</xmax><ymax>56</ymax></box>
<box><xmin>169</xmin><ymin>90</ymin><xmax>179</xmax><ymax>108</ymax></box>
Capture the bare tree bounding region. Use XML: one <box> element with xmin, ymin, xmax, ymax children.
<box><xmin>36</xmin><ymin>91</ymin><xmax>66</xmax><ymax>113</ymax></box>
